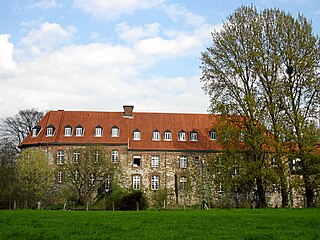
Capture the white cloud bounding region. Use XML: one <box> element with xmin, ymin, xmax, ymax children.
<box><xmin>0</xmin><ymin>34</ymin><xmax>16</xmax><ymax>73</ymax></box>
<box><xmin>29</xmin><ymin>0</ymin><xmax>62</xmax><ymax>9</ymax></box>
<box><xmin>73</xmin><ymin>0</ymin><xmax>164</xmax><ymax>20</ymax></box>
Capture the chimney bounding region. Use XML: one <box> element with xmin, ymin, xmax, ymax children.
<box><xmin>123</xmin><ymin>105</ymin><xmax>134</xmax><ymax>118</ymax></box>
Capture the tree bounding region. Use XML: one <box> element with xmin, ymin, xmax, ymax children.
<box><xmin>200</xmin><ymin>6</ymin><xmax>320</xmax><ymax>207</ymax></box>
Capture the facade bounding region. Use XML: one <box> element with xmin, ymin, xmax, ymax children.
<box><xmin>18</xmin><ymin>105</ymin><xmax>303</xmax><ymax>208</ymax></box>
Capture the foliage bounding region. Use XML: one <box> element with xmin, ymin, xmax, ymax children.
<box><xmin>0</xmin><ymin>209</ymin><xmax>319</xmax><ymax>239</ymax></box>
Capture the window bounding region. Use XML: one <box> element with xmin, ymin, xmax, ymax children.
<box><xmin>32</xmin><ymin>125</ymin><xmax>41</xmax><ymax>137</ymax></box>
<box><xmin>95</xmin><ymin>126</ymin><xmax>103</xmax><ymax>137</ymax></box>
<box><xmin>73</xmin><ymin>150</ymin><xmax>80</xmax><ymax>163</ymax></box>
<box><xmin>73</xmin><ymin>170</ymin><xmax>79</xmax><ymax>182</ymax></box>
<box><xmin>152</xmin><ymin>130</ymin><xmax>160</xmax><ymax>141</ymax></box>
<box><xmin>164</xmin><ymin>130</ymin><xmax>172</xmax><ymax>141</ymax></box>
<box><xmin>57</xmin><ymin>170</ymin><xmax>63</xmax><ymax>183</ymax></box>
<box><xmin>179</xmin><ymin>176</ymin><xmax>187</xmax><ymax>191</ymax></box>
<box><xmin>179</xmin><ymin>156</ymin><xmax>187</xmax><ymax>168</ymax></box>
<box><xmin>46</xmin><ymin>125</ymin><xmax>55</xmax><ymax>136</ymax></box>
<box><xmin>190</xmin><ymin>130</ymin><xmax>198</xmax><ymax>141</ymax></box>
<box><xmin>133</xmin><ymin>155</ymin><xmax>141</xmax><ymax>167</ymax></box>
<box><xmin>133</xmin><ymin>129</ymin><xmax>141</xmax><ymax>140</ymax></box>
<box><xmin>151</xmin><ymin>176</ymin><xmax>159</xmax><ymax>190</ymax></box>
<box><xmin>105</xmin><ymin>175</ymin><xmax>112</xmax><ymax>192</ymax></box>
<box><xmin>132</xmin><ymin>175</ymin><xmax>141</xmax><ymax>190</ymax></box>
<box><xmin>291</xmin><ymin>158</ymin><xmax>302</xmax><ymax>174</ymax></box>
<box><xmin>89</xmin><ymin>173</ymin><xmax>95</xmax><ymax>186</ymax></box>
<box><xmin>75</xmin><ymin>125</ymin><xmax>84</xmax><ymax>136</ymax></box>
<box><xmin>112</xmin><ymin>150</ymin><xmax>119</xmax><ymax>163</ymax></box>
<box><xmin>111</xmin><ymin>126</ymin><xmax>119</xmax><ymax>137</ymax></box>
<box><xmin>151</xmin><ymin>155</ymin><xmax>159</xmax><ymax>168</ymax></box>
<box><xmin>64</xmin><ymin>125</ymin><xmax>72</xmax><ymax>136</ymax></box>
<box><xmin>209</xmin><ymin>130</ymin><xmax>217</xmax><ymax>140</ymax></box>
<box><xmin>94</xmin><ymin>149</ymin><xmax>100</xmax><ymax>163</ymax></box>
<box><xmin>178</xmin><ymin>130</ymin><xmax>186</xmax><ymax>141</ymax></box>
<box><xmin>57</xmin><ymin>150</ymin><xmax>64</xmax><ymax>164</ymax></box>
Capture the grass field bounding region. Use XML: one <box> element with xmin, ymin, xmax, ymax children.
<box><xmin>0</xmin><ymin>208</ymin><xmax>319</xmax><ymax>240</ymax></box>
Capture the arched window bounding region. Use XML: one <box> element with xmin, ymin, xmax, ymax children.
<box><xmin>133</xmin><ymin>129</ymin><xmax>141</xmax><ymax>140</ymax></box>
<box><xmin>164</xmin><ymin>130</ymin><xmax>172</xmax><ymax>141</ymax></box>
<box><xmin>111</xmin><ymin>125</ymin><xmax>119</xmax><ymax>137</ymax></box>
<box><xmin>190</xmin><ymin>130</ymin><xmax>198</xmax><ymax>141</ymax></box>
<box><xmin>178</xmin><ymin>130</ymin><xmax>186</xmax><ymax>141</ymax></box>
<box><xmin>152</xmin><ymin>129</ymin><xmax>160</xmax><ymax>141</ymax></box>
<box><xmin>209</xmin><ymin>130</ymin><xmax>217</xmax><ymax>140</ymax></box>
<box><xmin>95</xmin><ymin>125</ymin><xmax>103</xmax><ymax>137</ymax></box>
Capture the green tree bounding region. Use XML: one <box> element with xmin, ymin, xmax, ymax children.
<box><xmin>201</xmin><ymin>6</ymin><xmax>320</xmax><ymax>207</ymax></box>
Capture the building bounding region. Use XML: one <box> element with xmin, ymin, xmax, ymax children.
<box><xmin>18</xmin><ymin>105</ymin><xmax>306</xmax><ymax>208</ymax></box>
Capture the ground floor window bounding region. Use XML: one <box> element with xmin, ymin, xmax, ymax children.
<box><xmin>133</xmin><ymin>175</ymin><xmax>141</xmax><ymax>190</ymax></box>
<box><xmin>151</xmin><ymin>175</ymin><xmax>159</xmax><ymax>190</ymax></box>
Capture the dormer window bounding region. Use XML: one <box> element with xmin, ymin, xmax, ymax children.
<box><xmin>133</xmin><ymin>129</ymin><xmax>141</xmax><ymax>140</ymax></box>
<box><xmin>32</xmin><ymin>125</ymin><xmax>41</xmax><ymax>137</ymax></box>
<box><xmin>111</xmin><ymin>126</ymin><xmax>119</xmax><ymax>137</ymax></box>
<box><xmin>209</xmin><ymin>130</ymin><xmax>217</xmax><ymax>140</ymax></box>
<box><xmin>152</xmin><ymin>130</ymin><xmax>160</xmax><ymax>141</ymax></box>
<box><xmin>46</xmin><ymin>124</ymin><xmax>55</xmax><ymax>137</ymax></box>
<box><xmin>95</xmin><ymin>125</ymin><xmax>103</xmax><ymax>137</ymax></box>
<box><xmin>164</xmin><ymin>130</ymin><xmax>172</xmax><ymax>141</ymax></box>
<box><xmin>64</xmin><ymin>125</ymin><xmax>72</xmax><ymax>136</ymax></box>
<box><xmin>178</xmin><ymin>130</ymin><xmax>186</xmax><ymax>141</ymax></box>
<box><xmin>190</xmin><ymin>130</ymin><xmax>198</xmax><ymax>141</ymax></box>
<box><xmin>75</xmin><ymin>125</ymin><xmax>84</xmax><ymax>136</ymax></box>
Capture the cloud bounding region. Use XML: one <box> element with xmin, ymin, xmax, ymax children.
<box><xmin>29</xmin><ymin>0</ymin><xmax>62</xmax><ymax>9</ymax></box>
<box><xmin>0</xmin><ymin>34</ymin><xmax>16</xmax><ymax>73</ymax></box>
<box><xmin>73</xmin><ymin>0</ymin><xmax>164</xmax><ymax>20</ymax></box>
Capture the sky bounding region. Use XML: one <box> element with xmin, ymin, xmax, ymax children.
<box><xmin>0</xmin><ymin>0</ymin><xmax>320</xmax><ymax>118</ymax></box>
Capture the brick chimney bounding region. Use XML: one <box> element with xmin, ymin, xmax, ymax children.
<box><xmin>123</xmin><ymin>105</ymin><xmax>134</xmax><ymax>118</ymax></box>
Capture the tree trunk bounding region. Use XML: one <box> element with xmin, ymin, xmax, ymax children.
<box><xmin>256</xmin><ymin>177</ymin><xmax>267</xmax><ymax>208</ymax></box>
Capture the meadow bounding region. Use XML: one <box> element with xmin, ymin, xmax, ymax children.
<box><xmin>0</xmin><ymin>208</ymin><xmax>319</xmax><ymax>240</ymax></box>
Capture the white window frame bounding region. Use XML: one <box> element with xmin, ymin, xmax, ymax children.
<box><xmin>105</xmin><ymin>175</ymin><xmax>112</xmax><ymax>192</ymax></box>
<box><xmin>190</xmin><ymin>132</ymin><xmax>198</xmax><ymax>141</ymax></box>
<box><xmin>151</xmin><ymin>155</ymin><xmax>159</xmax><ymax>168</ymax></box>
<box><xmin>151</xmin><ymin>175</ymin><xmax>159</xmax><ymax>190</ymax></box>
<box><xmin>95</xmin><ymin>127</ymin><xmax>103</xmax><ymax>137</ymax></box>
<box><xmin>57</xmin><ymin>170</ymin><xmax>63</xmax><ymax>183</ymax></box>
<box><xmin>46</xmin><ymin>127</ymin><xmax>54</xmax><ymax>136</ymax></box>
<box><xmin>180</xmin><ymin>176</ymin><xmax>187</xmax><ymax>191</ymax></box>
<box><xmin>179</xmin><ymin>156</ymin><xmax>187</xmax><ymax>169</ymax></box>
<box><xmin>210</xmin><ymin>130</ymin><xmax>217</xmax><ymax>140</ymax></box>
<box><xmin>73</xmin><ymin>170</ymin><xmax>79</xmax><ymax>182</ymax></box>
<box><xmin>178</xmin><ymin>131</ymin><xmax>186</xmax><ymax>141</ymax></box>
<box><xmin>74</xmin><ymin>150</ymin><xmax>80</xmax><ymax>163</ymax></box>
<box><xmin>32</xmin><ymin>128</ymin><xmax>38</xmax><ymax>137</ymax></box>
<box><xmin>133</xmin><ymin>130</ymin><xmax>141</xmax><ymax>140</ymax></box>
<box><xmin>75</xmin><ymin>127</ymin><xmax>84</xmax><ymax>137</ymax></box>
<box><xmin>164</xmin><ymin>131</ymin><xmax>172</xmax><ymax>141</ymax></box>
<box><xmin>94</xmin><ymin>150</ymin><xmax>100</xmax><ymax>163</ymax></box>
<box><xmin>133</xmin><ymin>175</ymin><xmax>141</xmax><ymax>190</ymax></box>
<box><xmin>57</xmin><ymin>150</ymin><xmax>64</xmax><ymax>165</ymax></box>
<box><xmin>152</xmin><ymin>130</ymin><xmax>160</xmax><ymax>141</ymax></box>
<box><xmin>64</xmin><ymin>127</ymin><xmax>72</xmax><ymax>136</ymax></box>
<box><xmin>90</xmin><ymin>173</ymin><xmax>95</xmax><ymax>186</ymax></box>
<box><xmin>111</xmin><ymin>127</ymin><xmax>119</xmax><ymax>137</ymax></box>
<box><xmin>111</xmin><ymin>150</ymin><xmax>119</xmax><ymax>163</ymax></box>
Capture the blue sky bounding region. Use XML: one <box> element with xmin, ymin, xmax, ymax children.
<box><xmin>0</xmin><ymin>0</ymin><xmax>319</xmax><ymax>117</ymax></box>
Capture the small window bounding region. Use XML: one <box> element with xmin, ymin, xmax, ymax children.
<box><xmin>75</xmin><ymin>125</ymin><xmax>84</xmax><ymax>136</ymax></box>
<box><xmin>291</xmin><ymin>158</ymin><xmax>302</xmax><ymax>174</ymax></box>
<box><xmin>57</xmin><ymin>150</ymin><xmax>64</xmax><ymax>165</ymax></box>
<box><xmin>94</xmin><ymin>149</ymin><xmax>100</xmax><ymax>163</ymax></box>
<box><xmin>209</xmin><ymin>130</ymin><xmax>217</xmax><ymax>140</ymax></box>
<box><xmin>179</xmin><ymin>156</ymin><xmax>187</xmax><ymax>168</ymax></box>
<box><xmin>46</xmin><ymin>124</ymin><xmax>55</xmax><ymax>136</ymax></box>
<box><xmin>164</xmin><ymin>130</ymin><xmax>172</xmax><ymax>141</ymax></box>
<box><xmin>133</xmin><ymin>155</ymin><xmax>141</xmax><ymax>167</ymax></box>
<box><xmin>64</xmin><ymin>125</ymin><xmax>72</xmax><ymax>136</ymax></box>
<box><xmin>73</xmin><ymin>150</ymin><xmax>80</xmax><ymax>163</ymax></box>
<box><xmin>190</xmin><ymin>130</ymin><xmax>198</xmax><ymax>141</ymax></box>
<box><xmin>32</xmin><ymin>125</ymin><xmax>41</xmax><ymax>137</ymax></box>
<box><xmin>151</xmin><ymin>155</ymin><xmax>159</xmax><ymax>168</ymax></box>
<box><xmin>151</xmin><ymin>176</ymin><xmax>159</xmax><ymax>190</ymax></box>
<box><xmin>133</xmin><ymin>129</ymin><xmax>141</xmax><ymax>140</ymax></box>
<box><xmin>152</xmin><ymin>130</ymin><xmax>160</xmax><ymax>141</ymax></box>
<box><xmin>178</xmin><ymin>130</ymin><xmax>186</xmax><ymax>141</ymax></box>
<box><xmin>95</xmin><ymin>126</ymin><xmax>103</xmax><ymax>137</ymax></box>
<box><xmin>89</xmin><ymin>173</ymin><xmax>95</xmax><ymax>186</ymax></box>
<box><xmin>111</xmin><ymin>126</ymin><xmax>120</xmax><ymax>137</ymax></box>
<box><xmin>132</xmin><ymin>175</ymin><xmax>141</xmax><ymax>190</ymax></box>
<box><xmin>57</xmin><ymin>170</ymin><xmax>63</xmax><ymax>183</ymax></box>
<box><xmin>73</xmin><ymin>170</ymin><xmax>79</xmax><ymax>182</ymax></box>
<box><xmin>112</xmin><ymin>150</ymin><xmax>119</xmax><ymax>163</ymax></box>
<box><xmin>179</xmin><ymin>176</ymin><xmax>187</xmax><ymax>191</ymax></box>
<box><xmin>105</xmin><ymin>175</ymin><xmax>112</xmax><ymax>192</ymax></box>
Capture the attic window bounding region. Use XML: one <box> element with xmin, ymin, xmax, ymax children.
<box><xmin>111</xmin><ymin>126</ymin><xmax>119</xmax><ymax>137</ymax></box>
<box><xmin>95</xmin><ymin>125</ymin><xmax>103</xmax><ymax>137</ymax></box>
<box><xmin>133</xmin><ymin>129</ymin><xmax>141</xmax><ymax>140</ymax></box>
<box><xmin>209</xmin><ymin>130</ymin><xmax>217</xmax><ymax>140</ymax></box>
<box><xmin>178</xmin><ymin>130</ymin><xmax>186</xmax><ymax>141</ymax></box>
<box><xmin>46</xmin><ymin>124</ymin><xmax>55</xmax><ymax>137</ymax></box>
<box><xmin>75</xmin><ymin>125</ymin><xmax>84</xmax><ymax>136</ymax></box>
<box><xmin>64</xmin><ymin>125</ymin><xmax>72</xmax><ymax>136</ymax></box>
<box><xmin>190</xmin><ymin>130</ymin><xmax>198</xmax><ymax>141</ymax></box>
<box><xmin>32</xmin><ymin>125</ymin><xmax>41</xmax><ymax>137</ymax></box>
<box><xmin>152</xmin><ymin>130</ymin><xmax>160</xmax><ymax>141</ymax></box>
<box><xmin>164</xmin><ymin>130</ymin><xmax>172</xmax><ymax>141</ymax></box>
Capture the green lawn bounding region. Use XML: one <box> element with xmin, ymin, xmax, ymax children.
<box><xmin>0</xmin><ymin>209</ymin><xmax>319</xmax><ymax>240</ymax></box>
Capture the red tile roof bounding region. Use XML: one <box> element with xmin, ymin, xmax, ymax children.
<box><xmin>18</xmin><ymin>110</ymin><xmax>222</xmax><ymax>151</ymax></box>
